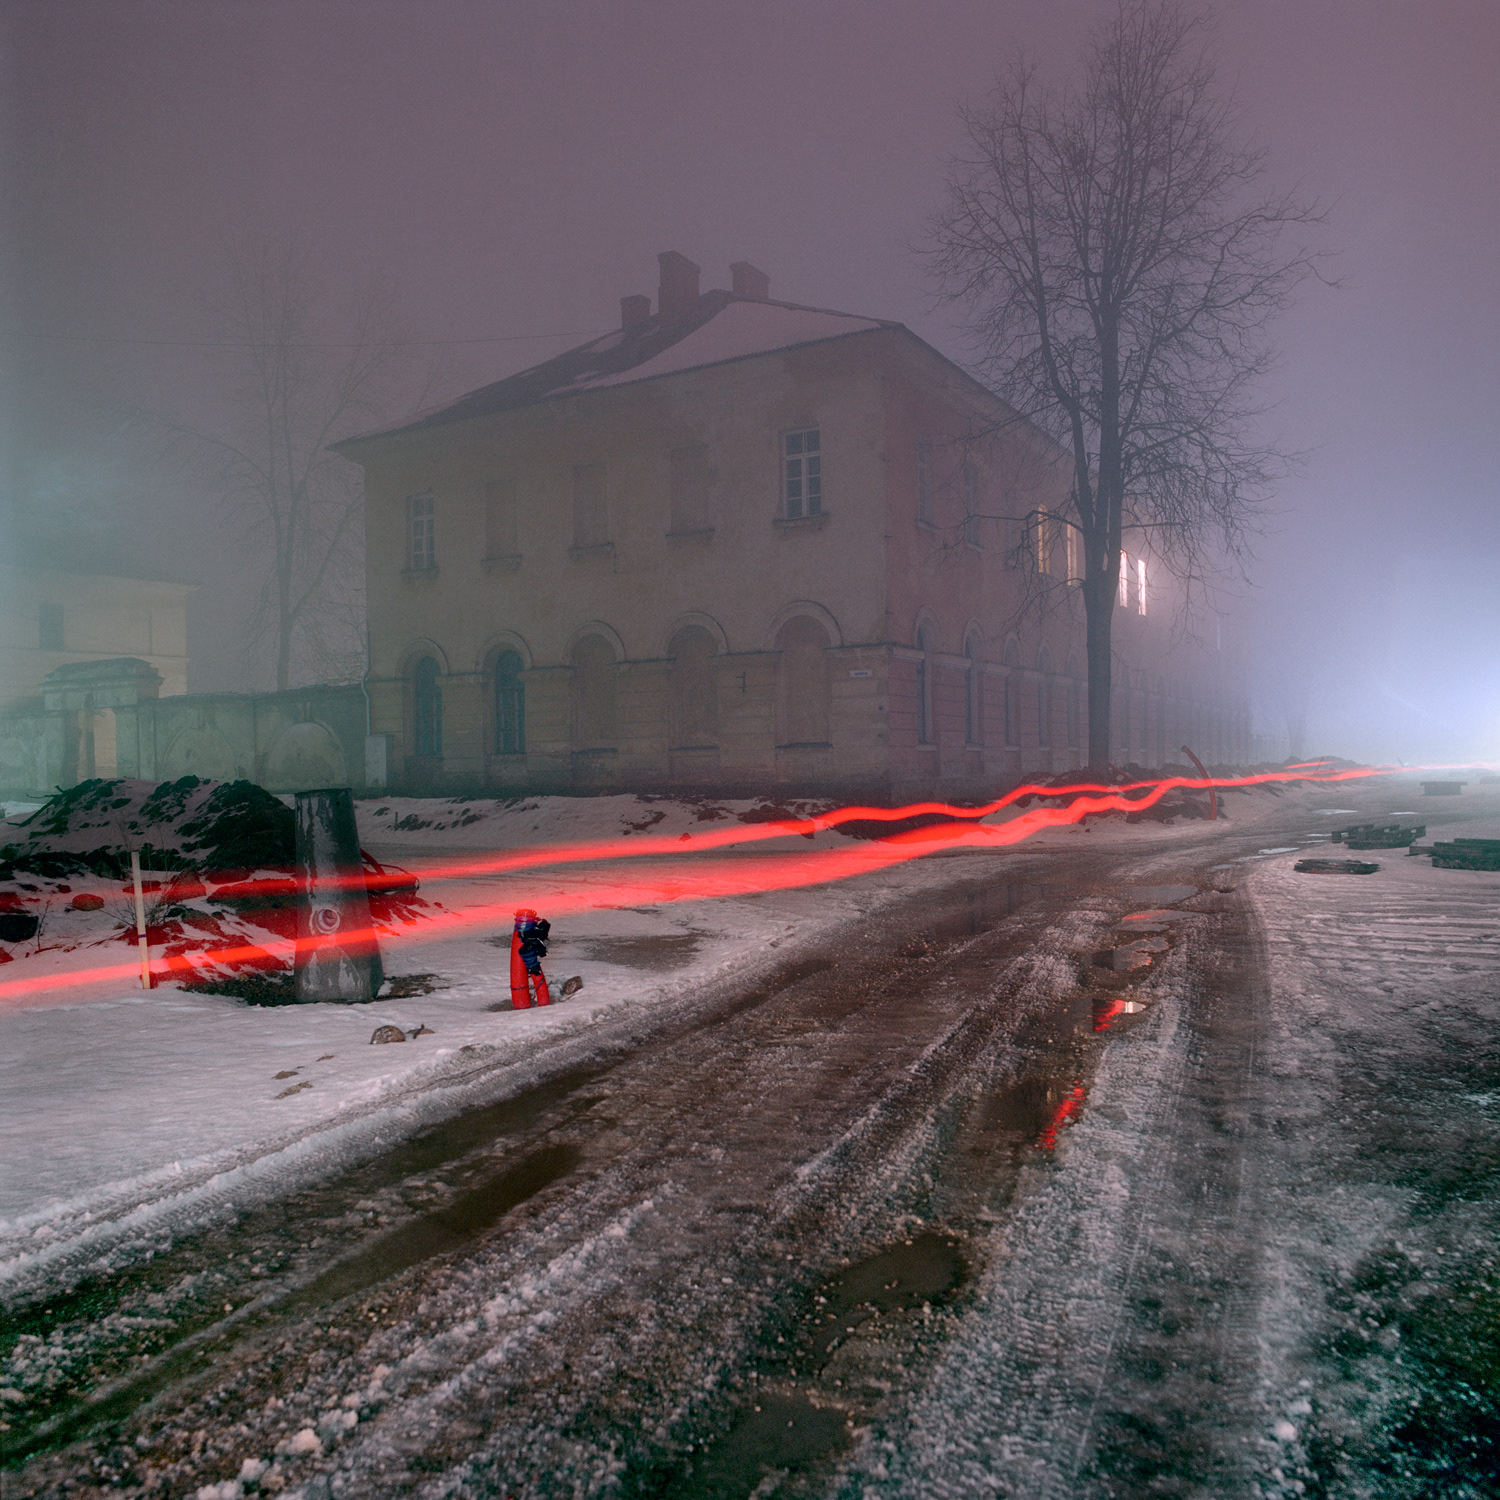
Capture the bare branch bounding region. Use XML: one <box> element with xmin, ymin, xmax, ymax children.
<box><xmin>927</xmin><ymin>0</ymin><xmax>1329</xmax><ymax>767</ymax></box>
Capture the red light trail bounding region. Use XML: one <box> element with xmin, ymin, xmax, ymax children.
<box><xmin>0</xmin><ymin>762</ymin><xmax>1414</xmax><ymax>1005</ymax></box>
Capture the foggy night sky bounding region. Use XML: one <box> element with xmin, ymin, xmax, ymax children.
<box><xmin>2</xmin><ymin>1</ymin><xmax>1497</xmax><ymax>766</ymax></box>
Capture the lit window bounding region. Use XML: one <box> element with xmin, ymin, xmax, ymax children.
<box><xmin>783</xmin><ymin>429</ymin><xmax>822</xmax><ymax>519</ymax></box>
<box><xmin>406</xmin><ymin>494</ymin><xmax>435</xmax><ymax>571</ymax></box>
<box><xmin>962</xmin><ymin>462</ymin><xmax>981</xmax><ymax>547</ymax></box>
<box><xmin>1137</xmin><ymin>556</ymin><xmax>1148</xmax><ymax>616</ymax></box>
<box><xmin>1033</xmin><ymin>507</ymin><xmax>1053</xmax><ymax>575</ymax></box>
<box><xmin>917</xmin><ymin>439</ymin><xmax>933</xmax><ymax>524</ymax></box>
<box><xmin>1065</xmin><ymin>522</ymin><xmax>1081</xmax><ymax>583</ymax></box>
<box><xmin>1118</xmin><ymin>552</ymin><xmax>1130</xmax><ymax>607</ymax></box>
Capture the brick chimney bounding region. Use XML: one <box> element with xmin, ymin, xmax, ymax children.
<box><xmin>730</xmin><ymin>261</ymin><xmax>770</xmax><ymax>299</ymax></box>
<box><xmin>620</xmin><ymin>293</ymin><xmax>651</xmax><ymax>330</ymax></box>
<box><xmin>657</xmin><ymin>251</ymin><xmax>701</xmax><ymax>322</ymax></box>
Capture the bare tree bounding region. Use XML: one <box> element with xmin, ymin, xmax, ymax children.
<box><xmin>173</xmin><ymin>235</ymin><xmax>436</xmax><ymax>691</ymax></box>
<box><xmin>930</xmin><ymin>0</ymin><xmax>1325</xmax><ymax>770</ymax></box>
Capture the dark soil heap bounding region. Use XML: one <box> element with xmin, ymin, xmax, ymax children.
<box><xmin>0</xmin><ymin>777</ymin><xmax>295</xmax><ymax>878</ymax></box>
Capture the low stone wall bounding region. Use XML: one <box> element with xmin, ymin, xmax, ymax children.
<box><xmin>0</xmin><ymin>660</ymin><xmax>377</xmax><ymax>798</ymax></box>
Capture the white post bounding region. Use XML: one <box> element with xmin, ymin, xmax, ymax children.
<box><xmin>130</xmin><ymin>849</ymin><xmax>152</xmax><ymax>989</ymax></box>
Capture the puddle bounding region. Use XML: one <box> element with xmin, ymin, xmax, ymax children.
<box><xmin>662</xmin><ymin>1393</ymin><xmax>850</xmax><ymax>1499</ymax></box>
<box><xmin>975</xmin><ymin>1076</ymin><xmax>1083</xmax><ymax>1145</ymax></box>
<box><xmin>287</xmin><ymin>1143</ymin><xmax>582</xmax><ymax>1309</ymax></box>
<box><xmin>1037</xmin><ymin>1083</ymin><xmax>1087</xmax><ymax>1147</ymax></box>
<box><xmin>1258</xmin><ymin>847</ymin><xmax>1299</xmax><ymax>854</ymax></box>
<box><xmin>805</xmin><ymin>1232</ymin><xmax>967</xmax><ymax>1361</ymax></box>
<box><xmin>575</xmin><ymin>934</ymin><xmax>702</xmax><ymax>970</ymax></box>
<box><xmin>659</xmin><ymin>1233</ymin><xmax>966</xmax><ymax>1498</ymax></box>
<box><xmin>15</xmin><ymin>1142</ymin><xmax>586</xmax><ymax>1461</ymax></box>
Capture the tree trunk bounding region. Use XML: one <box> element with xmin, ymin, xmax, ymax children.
<box><xmin>1084</xmin><ymin>575</ymin><xmax>1114</xmax><ymax>774</ymax></box>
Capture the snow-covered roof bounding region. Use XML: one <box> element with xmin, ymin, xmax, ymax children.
<box><xmin>335</xmin><ymin>291</ymin><xmax>894</xmax><ymax>448</ymax></box>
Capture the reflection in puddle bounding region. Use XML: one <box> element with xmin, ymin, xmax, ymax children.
<box><xmin>1038</xmin><ymin>1083</ymin><xmax>1086</xmax><ymax>1148</ymax></box>
<box><xmin>1094</xmin><ymin>997</ymin><xmax>1150</xmax><ymax>1031</ymax></box>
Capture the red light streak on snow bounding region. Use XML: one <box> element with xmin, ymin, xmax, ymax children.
<box><xmin>1038</xmin><ymin>1083</ymin><xmax>1087</xmax><ymax>1149</ymax></box>
<box><xmin>184</xmin><ymin>762</ymin><xmax>1404</xmax><ymax>903</ymax></box>
<box><xmin>0</xmin><ymin>762</ymin><xmax>1409</xmax><ymax>1006</ymax></box>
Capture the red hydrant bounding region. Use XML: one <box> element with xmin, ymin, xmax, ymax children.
<box><xmin>509</xmin><ymin>908</ymin><xmax>552</xmax><ymax>1009</ymax></box>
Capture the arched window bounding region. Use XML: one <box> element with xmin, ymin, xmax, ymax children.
<box><xmin>493</xmin><ymin>650</ymin><xmax>525</xmax><ymax>754</ymax></box>
<box><xmin>667</xmin><ymin>625</ymin><xmax>719</xmax><ymax>748</ymax></box>
<box><xmin>915</xmin><ymin>624</ymin><xmax>933</xmax><ymax>744</ymax></box>
<box><xmin>775</xmin><ymin>616</ymin><xmax>830</xmax><ymax>746</ymax></box>
<box><xmin>964</xmin><ymin>632</ymin><xmax>981</xmax><ymax>745</ymax></box>
<box><xmin>1037</xmin><ymin>646</ymin><xmax>1054</xmax><ymax>749</ymax></box>
<box><xmin>1002</xmin><ymin>637</ymin><xmax>1022</xmax><ymax>747</ymax></box>
<box><xmin>413</xmin><ymin>657</ymin><xmax>442</xmax><ymax>758</ymax></box>
<box><xmin>571</xmin><ymin>635</ymin><xmax>618</xmax><ymax>749</ymax></box>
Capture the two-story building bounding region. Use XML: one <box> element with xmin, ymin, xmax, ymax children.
<box><xmin>335</xmin><ymin>253</ymin><xmax>1247</xmax><ymax>801</ymax></box>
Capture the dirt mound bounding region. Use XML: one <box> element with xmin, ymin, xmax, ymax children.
<box><xmin>0</xmin><ymin>777</ymin><xmax>295</xmax><ymax>878</ymax></box>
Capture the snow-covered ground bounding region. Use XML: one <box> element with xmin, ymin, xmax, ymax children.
<box><xmin>4</xmin><ymin>770</ymin><xmax>1497</xmax><ymax>1497</ymax></box>
<box><xmin>0</xmin><ymin>777</ymin><xmax>1357</xmax><ymax>1305</ymax></box>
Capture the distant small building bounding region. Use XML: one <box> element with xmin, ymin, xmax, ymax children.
<box><xmin>0</xmin><ymin>531</ymin><xmax>194</xmax><ymax>712</ymax></box>
<box><xmin>337</xmin><ymin>253</ymin><xmax>1247</xmax><ymax>800</ymax></box>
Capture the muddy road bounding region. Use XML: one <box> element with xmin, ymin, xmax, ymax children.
<box><xmin>3</xmin><ymin>814</ymin><xmax>1328</xmax><ymax>1498</ymax></box>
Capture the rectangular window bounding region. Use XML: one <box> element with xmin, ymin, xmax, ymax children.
<box><xmin>962</xmin><ymin>461</ymin><xmax>981</xmax><ymax>546</ymax></box>
<box><xmin>1065</xmin><ymin>521</ymin><xmax>1081</xmax><ymax>583</ymax></box>
<box><xmin>1003</xmin><ymin>514</ymin><xmax>1020</xmax><ymax>568</ymax></box>
<box><xmin>669</xmin><ymin>445</ymin><xmax>711</xmax><ymax>534</ymax></box>
<box><xmin>39</xmin><ymin>601</ymin><xmax>64</xmax><ymax>651</ymax></box>
<box><xmin>1137</xmin><ymin>555</ymin><xmax>1148</xmax><ymax>616</ymax></box>
<box><xmin>406</xmin><ymin>494</ymin><xmax>435</xmax><ymax>571</ymax></box>
<box><xmin>1119</xmin><ymin>551</ymin><xmax>1131</xmax><ymax>607</ymax></box>
<box><xmin>783</xmin><ymin>428</ymin><xmax>821</xmax><ymax>519</ymax></box>
<box><xmin>572</xmin><ymin>463</ymin><xmax>608</xmax><ymax>546</ymax></box>
<box><xmin>484</xmin><ymin>478</ymin><xmax>517</xmax><ymax>559</ymax></box>
<box><xmin>916</xmin><ymin>438</ymin><xmax>933</xmax><ymax>524</ymax></box>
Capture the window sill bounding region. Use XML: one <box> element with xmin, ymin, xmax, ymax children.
<box><xmin>401</xmin><ymin>565</ymin><xmax>440</xmax><ymax>580</ymax></box>
<box><xmin>483</xmin><ymin>553</ymin><xmax>522</xmax><ymax>573</ymax></box>
<box><xmin>666</xmin><ymin>527</ymin><xmax>715</xmax><ymax>544</ymax></box>
<box><xmin>568</xmin><ymin>542</ymin><xmax>616</xmax><ymax>562</ymax></box>
<box><xmin>774</xmin><ymin>513</ymin><xmax>829</xmax><ymax>533</ymax></box>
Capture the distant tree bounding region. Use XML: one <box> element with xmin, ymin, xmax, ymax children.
<box><xmin>930</xmin><ymin>0</ymin><xmax>1326</xmax><ymax>770</ymax></box>
<box><xmin>170</xmin><ymin>235</ymin><xmax>435</xmax><ymax>691</ymax></box>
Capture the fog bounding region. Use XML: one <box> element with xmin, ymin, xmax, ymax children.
<box><xmin>3</xmin><ymin>0</ymin><xmax>1497</xmax><ymax>765</ymax></box>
